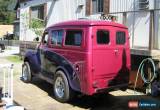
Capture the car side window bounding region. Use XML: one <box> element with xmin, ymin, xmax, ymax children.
<box><xmin>97</xmin><ymin>30</ymin><xmax>110</xmax><ymax>44</ymax></box>
<box><xmin>65</xmin><ymin>30</ymin><xmax>82</xmax><ymax>46</ymax></box>
<box><xmin>51</xmin><ymin>31</ymin><xmax>57</xmax><ymax>45</ymax></box>
<box><xmin>51</xmin><ymin>30</ymin><xmax>64</xmax><ymax>46</ymax></box>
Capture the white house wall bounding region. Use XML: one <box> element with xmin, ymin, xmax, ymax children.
<box><xmin>20</xmin><ymin>0</ymin><xmax>85</xmax><ymax>41</ymax></box>
<box><xmin>110</xmin><ymin>0</ymin><xmax>135</xmax><ymax>13</ymax></box>
<box><xmin>132</xmin><ymin>12</ymin><xmax>150</xmax><ymax>48</ymax></box>
<box><xmin>109</xmin><ymin>0</ymin><xmax>150</xmax><ymax>48</ymax></box>
<box><xmin>47</xmin><ymin>0</ymin><xmax>85</xmax><ymax>27</ymax></box>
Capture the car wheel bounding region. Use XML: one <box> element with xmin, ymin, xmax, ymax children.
<box><xmin>22</xmin><ymin>62</ymin><xmax>32</xmax><ymax>83</ymax></box>
<box><xmin>53</xmin><ymin>71</ymin><xmax>74</xmax><ymax>103</ymax></box>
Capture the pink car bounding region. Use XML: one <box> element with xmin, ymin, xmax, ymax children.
<box><xmin>22</xmin><ymin>20</ymin><xmax>131</xmax><ymax>102</ymax></box>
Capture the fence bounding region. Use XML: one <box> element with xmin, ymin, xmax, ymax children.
<box><xmin>19</xmin><ymin>41</ymin><xmax>39</xmax><ymax>57</ymax></box>
<box><xmin>0</xmin><ymin>64</ymin><xmax>24</xmax><ymax>110</ymax></box>
<box><xmin>0</xmin><ymin>64</ymin><xmax>14</xmax><ymax>106</ymax></box>
<box><xmin>0</xmin><ymin>40</ymin><xmax>20</xmax><ymax>47</ymax></box>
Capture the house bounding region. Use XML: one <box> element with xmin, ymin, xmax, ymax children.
<box><xmin>85</xmin><ymin>0</ymin><xmax>160</xmax><ymax>51</ymax></box>
<box><xmin>14</xmin><ymin>0</ymin><xmax>20</xmax><ymax>40</ymax></box>
<box><xmin>19</xmin><ymin>0</ymin><xmax>160</xmax><ymax>51</ymax></box>
<box><xmin>19</xmin><ymin>0</ymin><xmax>86</xmax><ymax>41</ymax></box>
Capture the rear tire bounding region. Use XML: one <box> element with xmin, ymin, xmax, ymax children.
<box><xmin>53</xmin><ymin>71</ymin><xmax>74</xmax><ymax>103</ymax></box>
<box><xmin>22</xmin><ymin>62</ymin><xmax>32</xmax><ymax>83</ymax></box>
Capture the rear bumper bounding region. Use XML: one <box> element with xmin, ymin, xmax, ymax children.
<box><xmin>96</xmin><ymin>83</ymin><xmax>128</xmax><ymax>93</ymax></box>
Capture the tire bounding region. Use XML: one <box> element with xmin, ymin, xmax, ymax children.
<box><xmin>53</xmin><ymin>71</ymin><xmax>74</xmax><ymax>103</ymax></box>
<box><xmin>22</xmin><ymin>62</ymin><xmax>32</xmax><ymax>83</ymax></box>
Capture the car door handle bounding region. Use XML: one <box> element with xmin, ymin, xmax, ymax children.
<box><xmin>114</xmin><ymin>49</ymin><xmax>119</xmax><ymax>55</ymax></box>
<box><xmin>114</xmin><ymin>49</ymin><xmax>118</xmax><ymax>52</ymax></box>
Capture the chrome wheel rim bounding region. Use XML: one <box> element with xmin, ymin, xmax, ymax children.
<box><xmin>55</xmin><ymin>77</ymin><xmax>65</xmax><ymax>98</ymax></box>
<box><xmin>22</xmin><ymin>65</ymin><xmax>28</xmax><ymax>81</ymax></box>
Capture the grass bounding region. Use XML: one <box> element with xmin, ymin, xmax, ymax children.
<box><xmin>6</xmin><ymin>55</ymin><xmax>23</xmax><ymax>63</ymax></box>
<box><xmin>4</xmin><ymin>55</ymin><xmax>23</xmax><ymax>77</ymax></box>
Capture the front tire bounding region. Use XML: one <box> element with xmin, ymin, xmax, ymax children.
<box><xmin>53</xmin><ymin>71</ymin><xmax>74</xmax><ymax>103</ymax></box>
<box><xmin>22</xmin><ymin>62</ymin><xmax>32</xmax><ymax>83</ymax></box>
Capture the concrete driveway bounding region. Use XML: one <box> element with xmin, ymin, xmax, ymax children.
<box><xmin>0</xmin><ymin>46</ymin><xmax>19</xmax><ymax>57</ymax></box>
<box><xmin>13</xmin><ymin>76</ymin><xmax>160</xmax><ymax>110</ymax></box>
<box><xmin>0</xmin><ymin>46</ymin><xmax>160</xmax><ymax>110</ymax></box>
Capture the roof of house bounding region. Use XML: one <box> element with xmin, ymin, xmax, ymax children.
<box><xmin>0</xmin><ymin>25</ymin><xmax>13</xmax><ymax>38</ymax></box>
<box><xmin>48</xmin><ymin>20</ymin><xmax>127</xmax><ymax>29</ymax></box>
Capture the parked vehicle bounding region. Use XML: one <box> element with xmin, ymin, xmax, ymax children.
<box><xmin>22</xmin><ymin>20</ymin><xmax>131</xmax><ymax>102</ymax></box>
<box><xmin>0</xmin><ymin>43</ymin><xmax>5</xmax><ymax>52</ymax></box>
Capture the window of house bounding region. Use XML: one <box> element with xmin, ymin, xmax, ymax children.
<box><xmin>65</xmin><ymin>30</ymin><xmax>82</xmax><ymax>46</ymax></box>
<box><xmin>97</xmin><ymin>30</ymin><xmax>110</xmax><ymax>44</ymax></box>
<box><xmin>92</xmin><ymin>0</ymin><xmax>104</xmax><ymax>14</ymax></box>
<box><xmin>30</xmin><ymin>4</ymin><xmax>45</xmax><ymax>20</ymax></box>
<box><xmin>116</xmin><ymin>31</ymin><xmax>126</xmax><ymax>45</ymax></box>
<box><xmin>51</xmin><ymin>30</ymin><xmax>64</xmax><ymax>46</ymax></box>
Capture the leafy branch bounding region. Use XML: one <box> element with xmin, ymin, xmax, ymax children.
<box><xmin>29</xmin><ymin>18</ymin><xmax>45</xmax><ymax>41</ymax></box>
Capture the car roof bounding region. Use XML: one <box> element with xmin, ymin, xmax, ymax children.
<box><xmin>47</xmin><ymin>20</ymin><xmax>128</xmax><ymax>29</ymax></box>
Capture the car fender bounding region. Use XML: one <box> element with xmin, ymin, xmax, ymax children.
<box><xmin>56</xmin><ymin>66</ymin><xmax>81</xmax><ymax>92</ymax></box>
<box><xmin>24</xmin><ymin>50</ymin><xmax>41</xmax><ymax>73</ymax></box>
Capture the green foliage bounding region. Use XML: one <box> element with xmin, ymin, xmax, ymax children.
<box><xmin>0</xmin><ymin>0</ymin><xmax>16</xmax><ymax>24</ymax></box>
<box><xmin>6</xmin><ymin>55</ymin><xmax>22</xmax><ymax>63</ymax></box>
<box><xmin>29</xmin><ymin>18</ymin><xmax>45</xmax><ymax>38</ymax></box>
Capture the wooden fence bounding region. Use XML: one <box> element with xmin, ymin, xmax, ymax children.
<box><xmin>19</xmin><ymin>41</ymin><xmax>39</xmax><ymax>57</ymax></box>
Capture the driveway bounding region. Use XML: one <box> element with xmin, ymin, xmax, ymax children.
<box><xmin>13</xmin><ymin>77</ymin><xmax>160</xmax><ymax>110</ymax></box>
<box><xmin>0</xmin><ymin>46</ymin><xmax>19</xmax><ymax>57</ymax></box>
<box><xmin>0</xmin><ymin>46</ymin><xmax>160</xmax><ymax>110</ymax></box>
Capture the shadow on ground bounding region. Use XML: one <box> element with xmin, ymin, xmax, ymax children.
<box><xmin>28</xmin><ymin>77</ymin><xmax>160</xmax><ymax>110</ymax></box>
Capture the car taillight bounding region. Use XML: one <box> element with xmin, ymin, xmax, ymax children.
<box><xmin>75</xmin><ymin>65</ymin><xmax>79</xmax><ymax>72</ymax></box>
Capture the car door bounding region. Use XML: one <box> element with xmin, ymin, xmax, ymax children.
<box><xmin>39</xmin><ymin>31</ymin><xmax>50</xmax><ymax>75</ymax></box>
<box><xmin>92</xmin><ymin>26</ymin><xmax>122</xmax><ymax>80</ymax></box>
<box><xmin>42</xmin><ymin>30</ymin><xmax>64</xmax><ymax>76</ymax></box>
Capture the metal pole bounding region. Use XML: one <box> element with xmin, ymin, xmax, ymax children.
<box><xmin>3</xmin><ymin>68</ymin><xmax>6</xmax><ymax>97</ymax></box>
<box><xmin>10</xmin><ymin>64</ymin><xmax>14</xmax><ymax>104</ymax></box>
<box><xmin>149</xmin><ymin>10</ymin><xmax>154</xmax><ymax>50</ymax></box>
<box><xmin>8</xmin><ymin>66</ymin><xmax>10</xmax><ymax>98</ymax></box>
<box><xmin>123</xmin><ymin>12</ymin><xmax>127</xmax><ymax>25</ymax></box>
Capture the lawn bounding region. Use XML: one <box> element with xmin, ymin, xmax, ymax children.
<box><xmin>6</xmin><ymin>55</ymin><xmax>22</xmax><ymax>63</ymax></box>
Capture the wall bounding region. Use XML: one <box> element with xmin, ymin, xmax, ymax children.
<box><xmin>110</xmin><ymin>0</ymin><xmax>150</xmax><ymax>48</ymax></box>
<box><xmin>85</xmin><ymin>0</ymin><xmax>151</xmax><ymax>48</ymax></box>
<box><xmin>20</xmin><ymin>0</ymin><xmax>85</xmax><ymax>41</ymax></box>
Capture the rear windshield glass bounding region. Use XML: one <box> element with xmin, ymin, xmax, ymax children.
<box><xmin>116</xmin><ymin>31</ymin><xmax>126</xmax><ymax>45</ymax></box>
<box><xmin>97</xmin><ymin>30</ymin><xmax>110</xmax><ymax>44</ymax></box>
<box><xmin>65</xmin><ymin>30</ymin><xmax>82</xmax><ymax>46</ymax></box>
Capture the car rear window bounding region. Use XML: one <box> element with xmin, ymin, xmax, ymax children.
<box><xmin>65</xmin><ymin>30</ymin><xmax>82</xmax><ymax>46</ymax></box>
<box><xmin>97</xmin><ymin>30</ymin><xmax>110</xmax><ymax>44</ymax></box>
<box><xmin>116</xmin><ymin>31</ymin><xmax>126</xmax><ymax>45</ymax></box>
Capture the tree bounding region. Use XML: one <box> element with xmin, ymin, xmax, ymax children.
<box><xmin>0</xmin><ymin>0</ymin><xmax>16</xmax><ymax>24</ymax></box>
<box><xmin>30</xmin><ymin>18</ymin><xmax>45</xmax><ymax>41</ymax></box>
